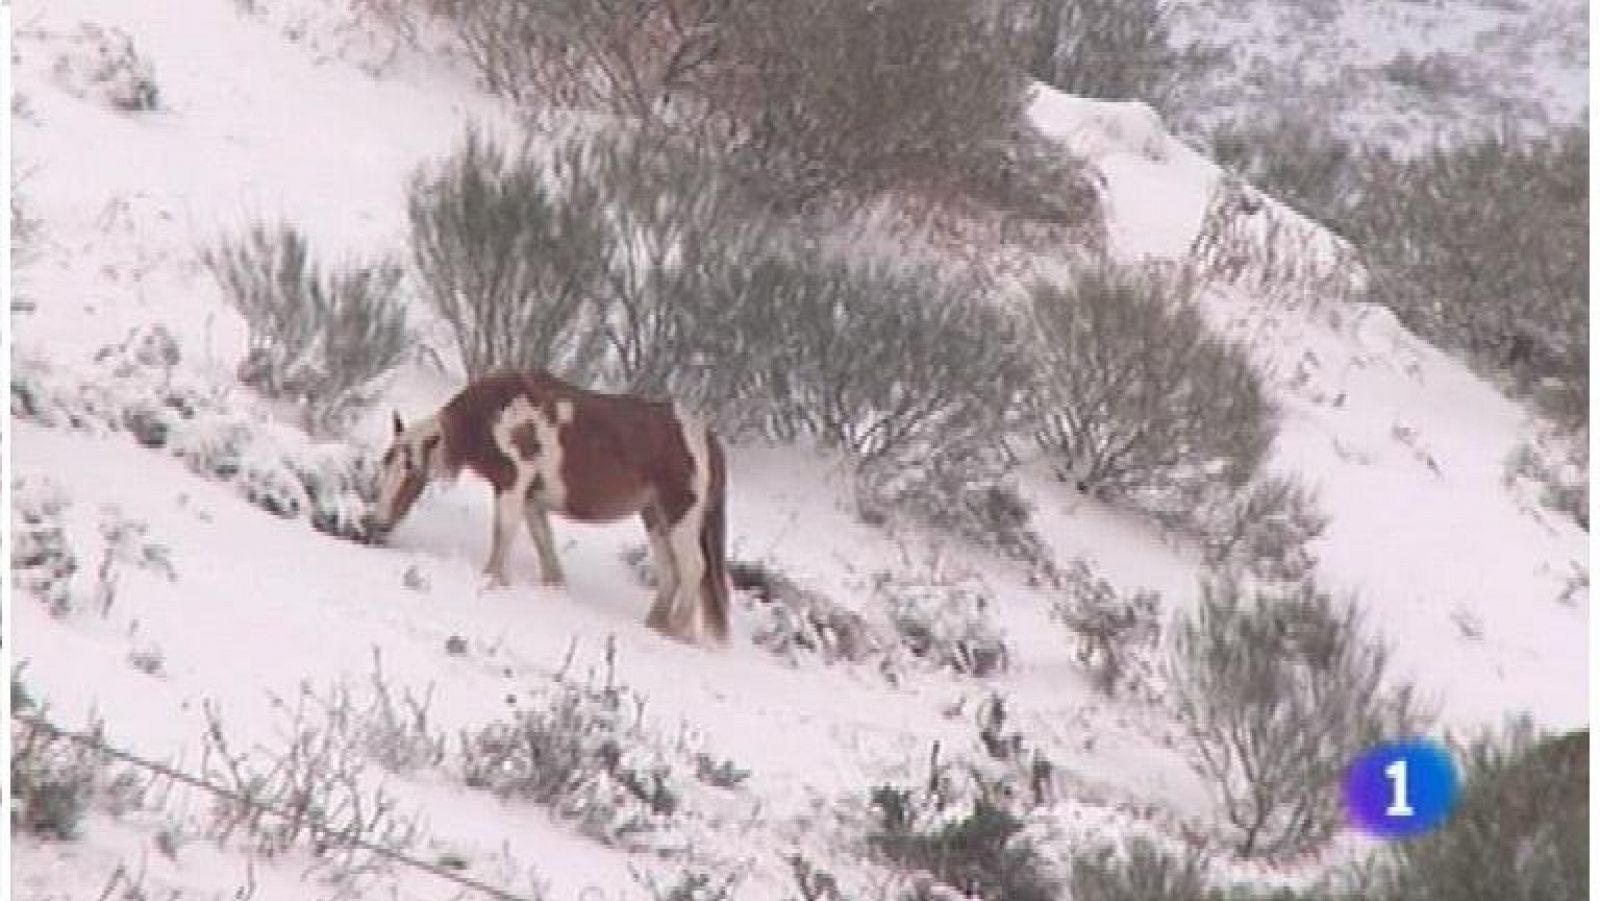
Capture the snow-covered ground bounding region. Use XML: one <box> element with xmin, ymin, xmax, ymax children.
<box><xmin>1167</xmin><ymin>0</ymin><xmax>1588</xmax><ymax>146</ymax></box>
<box><xmin>9</xmin><ymin>1</ymin><xmax>1587</xmax><ymax>898</ymax></box>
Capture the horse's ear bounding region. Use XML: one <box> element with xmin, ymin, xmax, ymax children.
<box><xmin>391</xmin><ymin>411</ymin><xmax>405</xmax><ymax>437</ymax></box>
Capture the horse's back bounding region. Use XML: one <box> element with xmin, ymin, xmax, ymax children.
<box><xmin>450</xmin><ymin>370</ymin><xmax>696</xmax><ymax>522</ymax></box>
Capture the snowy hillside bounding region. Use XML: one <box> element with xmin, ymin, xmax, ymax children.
<box><xmin>9</xmin><ymin>1</ymin><xmax>1587</xmax><ymax>899</ymax></box>
<box><xmin>1167</xmin><ymin>0</ymin><xmax>1588</xmax><ymax>147</ymax></box>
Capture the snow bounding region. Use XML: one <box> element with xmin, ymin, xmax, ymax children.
<box><xmin>9</xmin><ymin>0</ymin><xmax>1587</xmax><ymax>898</ymax></box>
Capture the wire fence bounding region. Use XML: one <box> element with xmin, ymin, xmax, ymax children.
<box><xmin>11</xmin><ymin>710</ymin><xmax>541</xmax><ymax>901</ymax></box>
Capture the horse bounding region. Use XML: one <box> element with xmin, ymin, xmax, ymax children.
<box><xmin>365</xmin><ymin>370</ymin><xmax>730</xmax><ymax>645</ymax></box>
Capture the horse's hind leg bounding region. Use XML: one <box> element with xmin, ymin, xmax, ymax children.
<box><xmin>663</xmin><ymin>500</ymin><xmax>707</xmax><ymax>640</ymax></box>
<box><xmin>483</xmin><ymin>488</ymin><xmax>522</xmax><ymax>587</ymax></box>
<box><xmin>641</xmin><ymin>505</ymin><xmax>680</xmax><ymax>632</ymax></box>
<box><xmin>523</xmin><ymin>500</ymin><xmax>565</xmax><ymax>586</ymax></box>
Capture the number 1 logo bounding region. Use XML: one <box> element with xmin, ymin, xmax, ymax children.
<box><xmin>1345</xmin><ymin>740</ymin><xmax>1458</xmax><ymax>838</ymax></box>
<box><xmin>1384</xmin><ymin>758</ymin><xmax>1415</xmax><ymax>817</ymax></box>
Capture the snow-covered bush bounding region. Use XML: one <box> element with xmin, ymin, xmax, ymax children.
<box><xmin>874</xmin><ymin>559</ymin><xmax>1010</xmax><ymax>678</ymax></box>
<box><xmin>893</xmin><ymin>479</ymin><xmax>1048</xmax><ymax>570</ymax></box>
<box><xmin>459</xmin><ymin>662</ymin><xmax>685</xmax><ymax>848</ymax></box>
<box><xmin>869</xmin><ymin>793</ymin><xmax>1057</xmax><ymax>901</ymax></box>
<box><xmin>1506</xmin><ymin>425</ymin><xmax>1588</xmax><ymax>529</ymax></box>
<box><xmin>1169</xmin><ymin>574</ymin><xmax>1425</xmax><ymax>859</ymax></box>
<box><xmin>14</xmin><ymin>349</ymin><xmax>379</xmax><ymax>544</ymax></box>
<box><xmin>1358</xmin><ymin>719</ymin><xmax>1586</xmax><ymax>901</ymax></box>
<box><xmin>408</xmin><ymin>127</ymin><xmax>610</xmax><ymax>380</ymax></box>
<box><xmin>1051</xmin><ymin>559</ymin><xmax>1162</xmax><ymax>698</ymax></box>
<box><xmin>11</xmin><ymin>476</ymin><xmax>78</xmax><ymax>616</ymax></box>
<box><xmin>632</xmin><ymin>866</ymin><xmax>742</xmax><ymax>901</ymax></box>
<box><xmin>1206</xmin><ymin>115</ymin><xmax>1363</xmax><ymax>222</ymax></box>
<box><xmin>11</xmin><ymin>691</ymin><xmax>110</xmax><ymax>840</ymax></box>
<box><xmin>1065</xmin><ymin>837</ymin><xmax>1212</xmax><ymax>901</ymax></box>
<box><xmin>1023</xmin><ymin>264</ymin><xmax>1276</xmax><ymax>525</ymax></box>
<box><xmin>722</xmin><ymin>558</ymin><xmax>884</xmax><ymax>668</ymax></box>
<box><xmin>859</xmin><ymin>700</ymin><xmax>1066</xmax><ymax>898</ymax></box>
<box><xmin>1009</xmin><ymin>0</ymin><xmax>1178</xmax><ymax>107</ymax></box>
<box><xmin>51</xmin><ymin>22</ymin><xmax>159</xmax><ymax>112</ymax></box>
<box><xmin>90</xmin><ymin>507</ymin><xmax>177</xmax><ymax>616</ymax></box>
<box><xmin>1198</xmin><ymin>473</ymin><xmax>1328</xmax><ymax>583</ymax></box>
<box><xmin>1340</xmin><ymin>128</ymin><xmax>1588</xmax><ymax>428</ymax></box>
<box><xmin>205</xmin><ymin>222</ymin><xmax>410</xmax><ymax>434</ymax></box>
<box><xmin>12</xmin><ymin>184</ymin><xmax>42</xmax><ymax>278</ymax></box>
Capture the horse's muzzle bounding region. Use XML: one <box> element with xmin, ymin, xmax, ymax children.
<box><xmin>361</xmin><ymin>514</ymin><xmax>391</xmax><ymax>544</ymax></box>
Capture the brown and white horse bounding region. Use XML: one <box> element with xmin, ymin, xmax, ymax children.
<box><xmin>366</xmin><ymin>370</ymin><xmax>730</xmax><ymax>645</ymax></box>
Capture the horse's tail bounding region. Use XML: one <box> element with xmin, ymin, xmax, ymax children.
<box><xmin>699</xmin><ymin>431</ymin><xmax>731</xmax><ymax>644</ymax></box>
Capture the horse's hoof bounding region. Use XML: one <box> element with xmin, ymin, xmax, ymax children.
<box><xmin>479</xmin><ymin>572</ymin><xmax>510</xmax><ymax>591</ymax></box>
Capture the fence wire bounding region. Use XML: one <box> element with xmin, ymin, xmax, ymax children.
<box><xmin>11</xmin><ymin>710</ymin><xmax>541</xmax><ymax>901</ymax></box>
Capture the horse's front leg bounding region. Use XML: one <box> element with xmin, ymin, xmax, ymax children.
<box><xmin>482</xmin><ymin>488</ymin><xmax>522</xmax><ymax>587</ymax></box>
<box><xmin>523</xmin><ymin>500</ymin><xmax>566</xmax><ymax>586</ymax></box>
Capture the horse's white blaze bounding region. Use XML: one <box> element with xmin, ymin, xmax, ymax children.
<box><xmin>666</xmin><ymin>406</ymin><xmax>712</xmax><ymax>635</ymax></box>
<box><xmin>375</xmin><ymin>462</ymin><xmax>407</xmax><ymax>520</ymax></box>
<box><xmin>374</xmin><ymin>415</ymin><xmax>443</xmax><ymax>523</ymax></box>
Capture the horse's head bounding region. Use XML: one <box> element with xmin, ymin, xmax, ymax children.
<box><xmin>365</xmin><ymin>411</ymin><xmax>443</xmax><ymax>541</ymax></box>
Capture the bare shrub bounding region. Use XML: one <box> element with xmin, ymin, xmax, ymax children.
<box><xmin>1051</xmin><ymin>559</ymin><xmax>1162</xmax><ymax>697</ymax></box>
<box><xmin>1169</xmin><ymin>574</ymin><xmax>1425</xmax><ymax>859</ymax></box>
<box><xmin>1023</xmin><ymin>264</ymin><xmax>1275</xmax><ymax>524</ymax></box>
<box><xmin>1009</xmin><ymin>0</ymin><xmax>1178</xmax><ymax>106</ymax></box>
<box><xmin>1199</xmin><ymin>474</ymin><xmax>1328</xmax><ymax>583</ymax></box>
<box><xmin>1361</xmin><ymin>720</ymin><xmax>1587</xmax><ymax>901</ymax></box>
<box><xmin>199</xmin><ymin>693</ymin><xmax>420</xmax><ymax>876</ymax></box>
<box><xmin>352</xmin><ymin>652</ymin><xmax>447</xmax><ymax>774</ymax></box>
<box><xmin>1380</xmin><ymin>51</ymin><xmax>1471</xmax><ymax>97</ymax></box>
<box><xmin>709</xmin><ymin>0</ymin><xmax>1027</xmax><ymax>212</ymax></box>
<box><xmin>572</xmin><ymin>127</ymin><xmax>772</xmax><ymax>395</ymax></box>
<box><xmin>205</xmin><ymin>223</ymin><xmax>409</xmax><ymax>434</ymax></box>
<box><xmin>705</xmin><ymin>244</ymin><xmax>1028</xmax><ymax>484</ymax></box>
<box><xmin>408</xmin><ymin>127</ymin><xmax>609</xmax><ymax>379</ymax></box>
<box><xmin>430</xmin><ymin>0</ymin><xmax>720</xmax><ymax>118</ymax></box>
<box><xmin>1340</xmin><ymin>128</ymin><xmax>1588</xmax><ymax>428</ymax></box>
<box><xmin>1186</xmin><ymin>173</ymin><xmax>1365</xmax><ymax>313</ymax></box>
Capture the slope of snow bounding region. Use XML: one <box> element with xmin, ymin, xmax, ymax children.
<box><xmin>1166</xmin><ymin>0</ymin><xmax>1588</xmax><ymax>147</ymax></box>
<box><xmin>10</xmin><ymin>0</ymin><xmax>1587</xmax><ymax>898</ymax></box>
<box><xmin>1032</xmin><ymin>87</ymin><xmax>1588</xmax><ymax>728</ymax></box>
